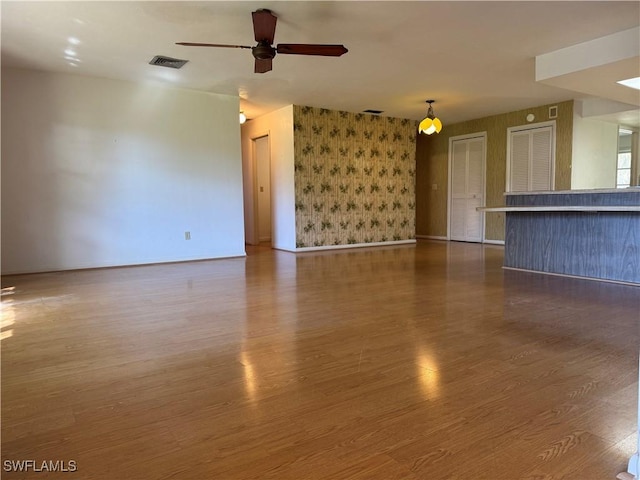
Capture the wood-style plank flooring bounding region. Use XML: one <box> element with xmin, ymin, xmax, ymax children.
<box><xmin>1</xmin><ymin>240</ymin><xmax>639</xmax><ymax>479</ymax></box>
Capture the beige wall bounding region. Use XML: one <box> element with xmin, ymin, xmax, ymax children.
<box><xmin>571</xmin><ymin>109</ymin><xmax>619</xmax><ymax>189</ymax></box>
<box><xmin>416</xmin><ymin>100</ymin><xmax>573</xmax><ymax>241</ymax></box>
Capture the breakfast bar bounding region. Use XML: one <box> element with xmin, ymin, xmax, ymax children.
<box><xmin>479</xmin><ymin>189</ymin><xmax>640</xmax><ymax>285</ymax></box>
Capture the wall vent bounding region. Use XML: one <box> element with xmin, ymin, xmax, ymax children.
<box><xmin>548</xmin><ymin>105</ymin><xmax>558</xmax><ymax>119</ymax></box>
<box><xmin>363</xmin><ymin>109</ymin><xmax>383</xmax><ymax>115</ymax></box>
<box><xmin>149</xmin><ymin>55</ymin><xmax>188</xmax><ymax>69</ymax></box>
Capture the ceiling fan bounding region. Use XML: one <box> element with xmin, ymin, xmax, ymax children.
<box><xmin>176</xmin><ymin>8</ymin><xmax>348</xmax><ymax>74</ymax></box>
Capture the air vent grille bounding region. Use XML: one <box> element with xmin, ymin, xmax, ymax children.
<box><xmin>149</xmin><ymin>55</ymin><xmax>188</xmax><ymax>69</ymax></box>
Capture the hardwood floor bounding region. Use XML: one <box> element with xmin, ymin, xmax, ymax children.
<box><xmin>1</xmin><ymin>240</ymin><xmax>638</xmax><ymax>479</ymax></box>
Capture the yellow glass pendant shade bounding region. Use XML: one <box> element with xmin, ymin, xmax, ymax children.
<box><xmin>418</xmin><ymin>100</ymin><xmax>442</xmax><ymax>135</ymax></box>
<box><xmin>433</xmin><ymin>117</ymin><xmax>442</xmax><ymax>133</ymax></box>
<box><xmin>419</xmin><ymin>117</ymin><xmax>434</xmax><ymax>134</ymax></box>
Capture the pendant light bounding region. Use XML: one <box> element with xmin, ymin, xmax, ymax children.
<box><xmin>418</xmin><ymin>100</ymin><xmax>442</xmax><ymax>135</ymax></box>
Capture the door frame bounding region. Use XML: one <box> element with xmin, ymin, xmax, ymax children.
<box><xmin>251</xmin><ymin>133</ymin><xmax>271</xmax><ymax>246</ymax></box>
<box><xmin>447</xmin><ymin>132</ymin><xmax>487</xmax><ymax>242</ymax></box>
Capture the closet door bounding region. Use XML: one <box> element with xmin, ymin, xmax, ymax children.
<box><xmin>450</xmin><ymin>141</ymin><xmax>468</xmax><ymax>240</ymax></box>
<box><xmin>449</xmin><ymin>135</ymin><xmax>485</xmax><ymax>242</ymax></box>
<box><xmin>466</xmin><ymin>138</ymin><xmax>484</xmax><ymax>241</ymax></box>
<box><xmin>508</xmin><ymin>125</ymin><xmax>554</xmax><ymax>192</ymax></box>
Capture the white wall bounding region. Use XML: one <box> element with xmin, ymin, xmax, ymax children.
<box><xmin>571</xmin><ymin>106</ymin><xmax>619</xmax><ymax>189</ymax></box>
<box><xmin>1</xmin><ymin>68</ymin><xmax>246</xmax><ymax>274</ymax></box>
<box><xmin>240</xmin><ymin>105</ymin><xmax>296</xmax><ymax>250</ymax></box>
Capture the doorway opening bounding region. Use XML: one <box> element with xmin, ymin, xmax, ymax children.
<box><xmin>253</xmin><ymin>135</ymin><xmax>272</xmax><ymax>246</ymax></box>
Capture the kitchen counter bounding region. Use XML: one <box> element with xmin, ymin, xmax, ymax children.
<box><xmin>479</xmin><ymin>189</ymin><xmax>640</xmax><ymax>285</ymax></box>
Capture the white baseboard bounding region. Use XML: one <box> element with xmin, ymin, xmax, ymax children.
<box><xmin>416</xmin><ymin>235</ymin><xmax>448</xmax><ymax>241</ymax></box>
<box><xmin>271</xmin><ymin>246</ymin><xmax>296</xmax><ymax>253</ymax></box>
<box><xmin>294</xmin><ymin>239</ymin><xmax>416</xmax><ymax>253</ymax></box>
<box><xmin>483</xmin><ymin>239</ymin><xmax>505</xmax><ymax>245</ymax></box>
<box><xmin>2</xmin><ymin>252</ymin><xmax>248</xmax><ymax>275</ymax></box>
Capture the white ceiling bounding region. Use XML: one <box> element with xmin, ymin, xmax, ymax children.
<box><xmin>2</xmin><ymin>1</ymin><xmax>639</xmax><ymax>126</ymax></box>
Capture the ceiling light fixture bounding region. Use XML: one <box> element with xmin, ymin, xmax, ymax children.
<box><xmin>617</xmin><ymin>77</ymin><xmax>640</xmax><ymax>90</ymax></box>
<box><xmin>239</xmin><ymin>111</ymin><xmax>247</xmax><ymax>124</ymax></box>
<box><xmin>418</xmin><ymin>100</ymin><xmax>442</xmax><ymax>135</ymax></box>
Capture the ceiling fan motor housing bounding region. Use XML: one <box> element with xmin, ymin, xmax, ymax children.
<box><xmin>252</xmin><ymin>41</ymin><xmax>276</xmax><ymax>60</ymax></box>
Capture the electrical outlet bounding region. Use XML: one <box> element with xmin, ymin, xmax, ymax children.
<box><xmin>185</xmin><ymin>231</ymin><xmax>191</xmax><ymax>240</ymax></box>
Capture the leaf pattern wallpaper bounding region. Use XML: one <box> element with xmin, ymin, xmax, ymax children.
<box><xmin>293</xmin><ymin>106</ymin><xmax>418</xmax><ymax>248</ymax></box>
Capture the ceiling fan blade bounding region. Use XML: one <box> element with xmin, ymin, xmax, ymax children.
<box><xmin>252</xmin><ymin>9</ymin><xmax>277</xmax><ymax>44</ymax></box>
<box><xmin>176</xmin><ymin>42</ymin><xmax>251</xmax><ymax>49</ymax></box>
<box><xmin>276</xmin><ymin>44</ymin><xmax>348</xmax><ymax>57</ymax></box>
<box><xmin>254</xmin><ymin>58</ymin><xmax>272</xmax><ymax>74</ymax></box>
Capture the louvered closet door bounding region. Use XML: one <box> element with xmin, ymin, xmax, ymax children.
<box><xmin>450</xmin><ymin>141</ymin><xmax>467</xmax><ymax>240</ymax></box>
<box><xmin>450</xmin><ymin>136</ymin><xmax>485</xmax><ymax>243</ymax></box>
<box><xmin>466</xmin><ymin>139</ymin><xmax>484</xmax><ymax>241</ymax></box>
<box><xmin>509</xmin><ymin>125</ymin><xmax>553</xmax><ymax>192</ymax></box>
<box><xmin>510</xmin><ymin>132</ymin><xmax>531</xmax><ymax>192</ymax></box>
<box><xmin>531</xmin><ymin>128</ymin><xmax>553</xmax><ymax>190</ymax></box>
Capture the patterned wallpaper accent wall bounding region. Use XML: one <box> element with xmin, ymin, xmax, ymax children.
<box><xmin>293</xmin><ymin>106</ymin><xmax>418</xmax><ymax>248</ymax></box>
<box><xmin>416</xmin><ymin>100</ymin><xmax>574</xmax><ymax>241</ymax></box>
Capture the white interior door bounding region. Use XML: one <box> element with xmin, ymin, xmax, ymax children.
<box><xmin>449</xmin><ymin>135</ymin><xmax>485</xmax><ymax>243</ymax></box>
<box><xmin>254</xmin><ymin>135</ymin><xmax>271</xmax><ymax>243</ymax></box>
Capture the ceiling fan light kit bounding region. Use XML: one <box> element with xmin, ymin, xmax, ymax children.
<box><xmin>418</xmin><ymin>100</ymin><xmax>442</xmax><ymax>135</ymax></box>
<box><xmin>176</xmin><ymin>9</ymin><xmax>348</xmax><ymax>74</ymax></box>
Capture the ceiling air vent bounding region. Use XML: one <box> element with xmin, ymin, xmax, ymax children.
<box><xmin>363</xmin><ymin>109</ymin><xmax>384</xmax><ymax>115</ymax></box>
<box><xmin>149</xmin><ymin>55</ymin><xmax>188</xmax><ymax>69</ymax></box>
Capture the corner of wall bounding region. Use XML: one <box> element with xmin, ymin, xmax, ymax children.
<box><xmin>241</xmin><ymin>105</ymin><xmax>296</xmax><ymax>251</ymax></box>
